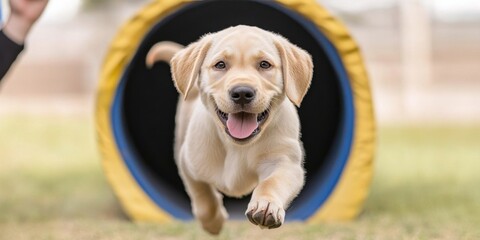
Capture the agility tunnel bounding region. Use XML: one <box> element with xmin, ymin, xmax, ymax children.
<box><xmin>96</xmin><ymin>0</ymin><xmax>375</xmax><ymax>223</ymax></box>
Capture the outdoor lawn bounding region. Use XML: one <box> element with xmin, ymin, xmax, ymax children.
<box><xmin>0</xmin><ymin>115</ymin><xmax>479</xmax><ymax>239</ymax></box>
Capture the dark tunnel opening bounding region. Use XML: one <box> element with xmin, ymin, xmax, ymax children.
<box><xmin>114</xmin><ymin>0</ymin><xmax>349</xmax><ymax>220</ymax></box>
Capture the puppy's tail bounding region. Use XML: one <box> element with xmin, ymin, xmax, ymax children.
<box><xmin>146</xmin><ymin>41</ymin><xmax>184</xmax><ymax>68</ymax></box>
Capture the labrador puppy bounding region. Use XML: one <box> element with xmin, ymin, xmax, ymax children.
<box><xmin>146</xmin><ymin>25</ymin><xmax>313</xmax><ymax>234</ymax></box>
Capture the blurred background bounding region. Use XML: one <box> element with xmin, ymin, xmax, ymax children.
<box><xmin>0</xmin><ymin>0</ymin><xmax>479</xmax><ymax>239</ymax></box>
<box><xmin>1</xmin><ymin>0</ymin><xmax>479</xmax><ymax>123</ymax></box>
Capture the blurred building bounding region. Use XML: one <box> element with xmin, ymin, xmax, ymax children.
<box><xmin>0</xmin><ymin>0</ymin><xmax>479</xmax><ymax>123</ymax></box>
<box><xmin>323</xmin><ymin>0</ymin><xmax>480</xmax><ymax>123</ymax></box>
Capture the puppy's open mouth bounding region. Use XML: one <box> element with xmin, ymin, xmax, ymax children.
<box><xmin>216</xmin><ymin>107</ymin><xmax>269</xmax><ymax>142</ymax></box>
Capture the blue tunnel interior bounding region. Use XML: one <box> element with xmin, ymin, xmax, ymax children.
<box><xmin>112</xmin><ymin>0</ymin><xmax>354</xmax><ymax>221</ymax></box>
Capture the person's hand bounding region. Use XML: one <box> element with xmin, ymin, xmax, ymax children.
<box><xmin>9</xmin><ymin>0</ymin><xmax>49</xmax><ymax>25</ymax></box>
<box><xmin>2</xmin><ymin>0</ymin><xmax>49</xmax><ymax>44</ymax></box>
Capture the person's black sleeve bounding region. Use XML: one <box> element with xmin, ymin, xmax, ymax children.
<box><xmin>0</xmin><ymin>30</ymin><xmax>25</xmax><ymax>81</ymax></box>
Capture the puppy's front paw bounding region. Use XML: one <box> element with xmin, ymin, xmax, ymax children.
<box><xmin>245</xmin><ymin>199</ymin><xmax>285</xmax><ymax>229</ymax></box>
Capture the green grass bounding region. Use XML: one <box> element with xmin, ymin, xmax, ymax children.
<box><xmin>0</xmin><ymin>115</ymin><xmax>479</xmax><ymax>239</ymax></box>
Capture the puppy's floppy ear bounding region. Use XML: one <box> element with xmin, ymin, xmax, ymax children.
<box><xmin>171</xmin><ymin>34</ymin><xmax>213</xmax><ymax>99</ymax></box>
<box><xmin>274</xmin><ymin>36</ymin><xmax>313</xmax><ymax>107</ymax></box>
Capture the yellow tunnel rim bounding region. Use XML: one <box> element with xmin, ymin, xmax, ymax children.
<box><xmin>96</xmin><ymin>0</ymin><xmax>375</xmax><ymax>222</ymax></box>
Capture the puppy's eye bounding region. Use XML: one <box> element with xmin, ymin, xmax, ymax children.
<box><xmin>214</xmin><ymin>61</ymin><xmax>226</xmax><ymax>70</ymax></box>
<box><xmin>259</xmin><ymin>61</ymin><xmax>272</xmax><ymax>69</ymax></box>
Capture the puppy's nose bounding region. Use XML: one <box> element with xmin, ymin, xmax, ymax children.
<box><xmin>230</xmin><ymin>86</ymin><xmax>256</xmax><ymax>105</ymax></box>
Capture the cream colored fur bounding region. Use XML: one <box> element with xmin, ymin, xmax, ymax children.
<box><xmin>146</xmin><ymin>25</ymin><xmax>313</xmax><ymax>235</ymax></box>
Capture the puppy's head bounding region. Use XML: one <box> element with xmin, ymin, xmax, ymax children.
<box><xmin>171</xmin><ymin>25</ymin><xmax>313</xmax><ymax>144</ymax></box>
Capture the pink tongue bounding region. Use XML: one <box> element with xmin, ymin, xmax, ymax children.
<box><xmin>226</xmin><ymin>112</ymin><xmax>258</xmax><ymax>139</ymax></box>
